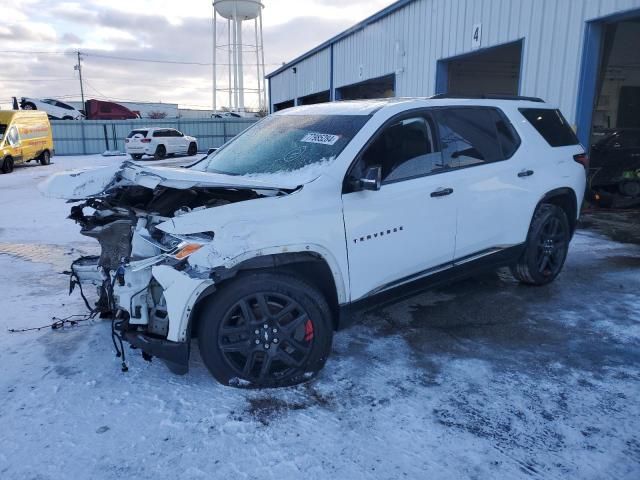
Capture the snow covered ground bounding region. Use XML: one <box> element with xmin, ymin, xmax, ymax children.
<box><xmin>1</xmin><ymin>155</ymin><xmax>639</xmax><ymax>479</ymax></box>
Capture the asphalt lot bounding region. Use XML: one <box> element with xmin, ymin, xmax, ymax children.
<box><xmin>0</xmin><ymin>155</ymin><xmax>638</xmax><ymax>479</ymax></box>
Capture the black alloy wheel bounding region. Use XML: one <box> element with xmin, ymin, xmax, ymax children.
<box><xmin>218</xmin><ymin>293</ymin><xmax>315</xmax><ymax>383</ymax></box>
<box><xmin>511</xmin><ymin>204</ymin><xmax>570</xmax><ymax>285</ymax></box>
<box><xmin>198</xmin><ymin>273</ymin><xmax>333</xmax><ymax>388</ymax></box>
<box><xmin>535</xmin><ymin>214</ymin><xmax>568</xmax><ymax>278</ymax></box>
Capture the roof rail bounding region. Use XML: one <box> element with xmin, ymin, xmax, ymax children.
<box><xmin>429</xmin><ymin>94</ymin><xmax>545</xmax><ymax>103</ymax></box>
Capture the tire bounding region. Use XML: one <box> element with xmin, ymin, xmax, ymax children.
<box><xmin>1</xmin><ymin>156</ymin><xmax>14</xmax><ymax>174</ymax></box>
<box><xmin>619</xmin><ymin>180</ymin><xmax>640</xmax><ymax>198</ymax></box>
<box><xmin>22</xmin><ymin>102</ymin><xmax>35</xmax><ymax>110</ymax></box>
<box><xmin>197</xmin><ymin>272</ymin><xmax>334</xmax><ymax>388</ymax></box>
<box><xmin>510</xmin><ymin>204</ymin><xmax>570</xmax><ymax>285</ymax></box>
<box><xmin>62</xmin><ymin>116</ymin><xmax>73</xmax><ymax>120</ymax></box>
<box><xmin>187</xmin><ymin>142</ymin><xmax>197</xmax><ymax>156</ymax></box>
<box><xmin>154</xmin><ymin>144</ymin><xmax>166</xmax><ymax>160</ymax></box>
<box><xmin>39</xmin><ymin>150</ymin><xmax>51</xmax><ymax>165</ymax></box>
<box><xmin>130</xmin><ymin>154</ymin><xmax>143</xmax><ymax>160</ymax></box>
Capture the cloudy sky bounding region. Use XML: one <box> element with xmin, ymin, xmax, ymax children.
<box><xmin>1</xmin><ymin>0</ymin><xmax>395</xmax><ymax>110</ymax></box>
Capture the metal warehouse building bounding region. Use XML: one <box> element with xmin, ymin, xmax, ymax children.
<box><xmin>266</xmin><ymin>0</ymin><xmax>640</xmax><ymax>145</ymax></box>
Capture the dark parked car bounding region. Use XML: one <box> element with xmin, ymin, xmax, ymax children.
<box><xmin>590</xmin><ymin>129</ymin><xmax>640</xmax><ymax>202</ymax></box>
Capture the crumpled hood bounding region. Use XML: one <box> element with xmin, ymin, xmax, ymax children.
<box><xmin>39</xmin><ymin>160</ymin><xmax>303</xmax><ymax>200</ymax></box>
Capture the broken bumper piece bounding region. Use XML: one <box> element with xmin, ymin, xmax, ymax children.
<box><xmin>69</xmin><ymin>256</ymin><xmax>215</xmax><ymax>374</ymax></box>
<box><xmin>123</xmin><ymin>331</ymin><xmax>190</xmax><ymax>375</ymax></box>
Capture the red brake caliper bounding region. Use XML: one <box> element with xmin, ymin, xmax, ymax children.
<box><xmin>304</xmin><ymin>319</ymin><xmax>314</xmax><ymax>342</ymax></box>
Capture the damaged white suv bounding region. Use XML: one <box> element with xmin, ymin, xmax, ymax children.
<box><xmin>42</xmin><ymin>96</ymin><xmax>587</xmax><ymax>387</ymax></box>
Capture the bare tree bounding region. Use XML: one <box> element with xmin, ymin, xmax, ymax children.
<box><xmin>147</xmin><ymin>111</ymin><xmax>167</xmax><ymax>119</ymax></box>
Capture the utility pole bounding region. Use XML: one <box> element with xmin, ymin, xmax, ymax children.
<box><xmin>74</xmin><ymin>51</ymin><xmax>85</xmax><ymax>111</ymax></box>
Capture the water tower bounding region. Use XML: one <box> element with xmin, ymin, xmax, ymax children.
<box><xmin>212</xmin><ymin>0</ymin><xmax>266</xmax><ymax>114</ymax></box>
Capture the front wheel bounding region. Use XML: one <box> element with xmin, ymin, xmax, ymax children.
<box><xmin>130</xmin><ymin>154</ymin><xmax>143</xmax><ymax>160</ymax></box>
<box><xmin>1</xmin><ymin>156</ymin><xmax>14</xmax><ymax>174</ymax></box>
<box><xmin>187</xmin><ymin>142</ymin><xmax>197</xmax><ymax>156</ymax></box>
<box><xmin>197</xmin><ymin>273</ymin><xmax>333</xmax><ymax>388</ymax></box>
<box><xmin>511</xmin><ymin>204</ymin><xmax>570</xmax><ymax>285</ymax></box>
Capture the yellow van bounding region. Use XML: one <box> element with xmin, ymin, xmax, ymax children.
<box><xmin>0</xmin><ymin>110</ymin><xmax>54</xmax><ymax>174</ymax></box>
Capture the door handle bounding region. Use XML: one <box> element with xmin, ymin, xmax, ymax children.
<box><xmin>430</xmin><ymin>188</ymin><xmax>453</xmax><ymax>197</ymax></box>
<box><xmin>518</xmin><ymin>169</ymin><xmax>534</xmax><ymax>178</ymax></box>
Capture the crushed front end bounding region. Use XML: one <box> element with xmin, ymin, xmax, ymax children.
<box><xmin>53</xmin><ymin>164</ymin><xmax>275</xmax><ymax>373</ymax></box>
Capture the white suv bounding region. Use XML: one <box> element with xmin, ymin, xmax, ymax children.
<box><xmin>43</xmin><ymin>96</ymin><xmax>587</xmax><ymax>387</ymax></box>
<box><xmin>125</xmin><ymin>128</ymin><xmax>198</xmax><ymax>160</ymax></box>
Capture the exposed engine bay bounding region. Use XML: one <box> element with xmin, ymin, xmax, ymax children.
<box><xmin>70</xmin><ymin>185</ymin><xmax>260</xmax><ymax>269</ymax></box>
<box><xmin>37</xmin><ymin>159</ymin><xmax>308</xmax><ymax>374</ymax></box>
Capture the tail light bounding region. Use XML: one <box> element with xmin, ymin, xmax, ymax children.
<box><xmin>141</xmin><ymin>138</ymin><xmax>152</xmax><ymax>143</ymax></box>
<box><xmin>573</xmin><ymin>153</ymin><xmax>589</xmax><ymax>169</ymax></box>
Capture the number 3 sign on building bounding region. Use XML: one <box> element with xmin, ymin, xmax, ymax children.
<box><xmin>472</xmin><ymin>23</ymin><xmax>482</xmax><ymax>49</ymax></box>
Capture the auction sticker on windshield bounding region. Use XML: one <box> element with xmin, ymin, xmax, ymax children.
<box><xmin>301</xmin><ymin>132</ymin><xmax>340</xmax><ymax>145</ymax></box>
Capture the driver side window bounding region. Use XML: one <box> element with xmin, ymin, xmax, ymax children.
<box><xmin>356</xmin><ymin>114</ymin><xmax>444</xmax><ymax>184</ymax></box>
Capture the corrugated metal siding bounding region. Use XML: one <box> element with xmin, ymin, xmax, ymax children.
<box><xmin>294</xmin><ymin>48</ymin><xmax>331</xmax><ymax>99</ymax></box>
<box><xmin>269</xmin><ymin>48</ymin><xmax>331</xmax><ymax>105</ymax></box>
<box><xmin>50</xmin><ymin>119</ymin><xmax>257</xmax><ymax>156</ymax></box>
<box><xmin>269</xmin><ymin>0</ymin><xmax>640</xmax><ymax>123</ymax></box>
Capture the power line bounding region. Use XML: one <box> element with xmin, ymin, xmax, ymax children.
<box><xmin>0</xmin><ymin>78</ymin><xmax>76</xmax><ymax>82</ymax></box>
<box><xmin>0</xmin><ymin>50</ymin><xmax>70</xmax><ymax>55</ymax></box>
<box><xmin>85</xmin><ymin>51</ymin><xmax>281</xmax><ymax>67</ymax></box>
<box><xmin>0</xmin><ymin>48</ymin><xmax>283</xmax><ymax>67</ymax></box>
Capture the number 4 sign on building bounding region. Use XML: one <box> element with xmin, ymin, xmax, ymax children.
<box><xmin>472</xmin><ymin>23</ymin><xmax>482</xmax><ymax>49</ymax></box>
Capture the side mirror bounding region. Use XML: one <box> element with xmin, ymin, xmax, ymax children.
<box><xmin>360</xmin><ymin>165</ymin><xmax>381</xmax><ymax>191</ymax></box>
<box><xmin>207</xmin><ymin>147</ymin><xmax>217</xmax><ymax>155</ymax></box>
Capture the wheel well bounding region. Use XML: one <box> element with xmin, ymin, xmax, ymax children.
<box><xmin>208</xmin><ymin>253</ymin><xmax>340</xmax><ymax>330</ymax></box>
<box><xmin>540</xmin><ymin>188</ymin><xmax>578</xmax><ymax>233</ymax></box>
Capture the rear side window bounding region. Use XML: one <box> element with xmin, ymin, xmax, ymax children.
<box><xmin>153</xmin><ymin>130</ymin><xmax>167</xmax><ymax>138</ymax></box>
<box><xmin>490</xmin><ymin>109</ymin><xmax>520</xmax><ymax>158</ymax></box>
<box><xmin>434</xmin><ymin>108</ymin><xmax>503</xmax><ymax>168</ymax></box>
<box><xmin>127</xmin><ymin>129</ymin><xmax>148</xmax><ymax>138</ymax></box>
<box><xmin>519</xmin><ymin>108</ymin><xmax>579</xmax><ymax>147</ymax></box>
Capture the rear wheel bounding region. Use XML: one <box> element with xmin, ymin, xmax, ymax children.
<box><xmin>187</xmin><ymin>142</ymin><xmax>197</xmax><ymax>156</ymax></box>
<box><xmin>39</xmin><ymin>150</ymin><xmax>51</xmax><ymax>165</ymax></box>
<box><xmin>511</xmin><ymin>204</ymin><xmax>570</xmax><ymax>285</ymax></box>
<box><xmin>154</xmin><ymin>144</ymin><xmax>166</xmax><ymax>160</ymax></box>
<box><xmin>22</xmin><ymin>102</ymin><xmax>35</xmax><ymax>110</ymax></box>
<box><xmin>197</xmin><ymin>273</ymin><xmax>333</xmax><ymax>388</ymax></box>
<box><xmin>1</xmin><ymin>156</ymin><xmax>14</xmax><ymax>174</ymax></box>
